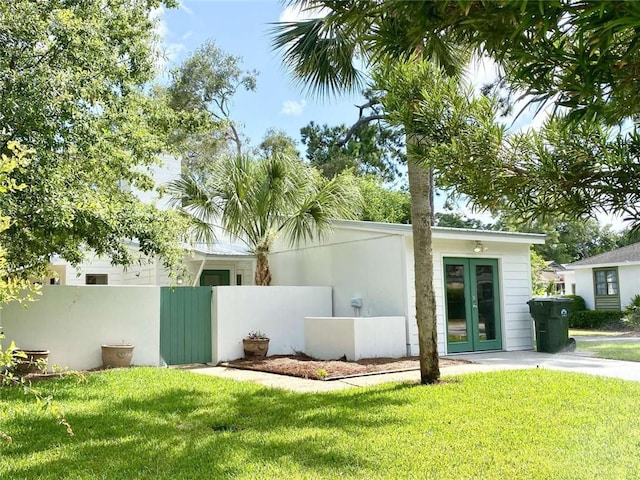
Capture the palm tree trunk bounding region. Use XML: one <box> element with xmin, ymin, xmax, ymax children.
<box><xmin>407</xmin><ymin>138</ymin><xmax>440</xmax><ymax>384</ymax></box>
<box><xmin>254</xmin><ymin>247</ymin><xmax>272</xmax><ymax>286</ymax></box>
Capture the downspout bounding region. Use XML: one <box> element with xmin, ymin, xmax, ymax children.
<box><xmin>193</xmin><ymin>258</ymin><xmax>206</xmax><ymax>287</ymax></box>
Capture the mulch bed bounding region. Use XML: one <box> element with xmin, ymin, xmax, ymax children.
<box><xmin>222</xmin><ymin>354</ymin><xmax>472</xmax><ymax>381</ymax></box>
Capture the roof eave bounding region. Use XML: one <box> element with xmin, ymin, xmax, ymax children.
<box><xmin>188</xmin><ymin>251</ymin><xmax>255</xmax><ymax>260</ymax></box>
<box><xmin>331</xmin><ymin>219</ymin><xmax>546</xmax><ymax>245</ymax></box>
<box><xmin>567</xmin><ymin>260</ymin><xmax>640</xmax><ymax>270</ymax></box>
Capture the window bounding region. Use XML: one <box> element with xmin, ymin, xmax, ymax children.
<box><xmin>594</xmin><ymin>269</ymin><xmax>618</xmax><ymax>296</ymax></box>
<box><xmin>86</xmin><ymin>274</ymin><xmax>108</xmax><ymax>285</ymax></box>
<box><xmin>236</xmin><ymin>274</ymin><xmax>242</xmax><ymax>286</ymax></box>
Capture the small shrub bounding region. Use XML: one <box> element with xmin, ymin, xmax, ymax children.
<box><xmin>562</xmin><ymin>295</ymin><xmax>587</xmax><ymax>327</ymax></box>
<box><xmin>623</xmin><ymin>294</ymin><xmax>640</xmax><ymax>328</ymax></box>
<box><xmin>569</xmin><ymin>310</ymin><xmax>624</xmax><ymax>329</ymax></box>
<box><xmin>246</xmin><ymin>330</ymin><xmax>269</xmax><ymax>340</ymax></box>
<box><xmin>562</xmin><ymin>295</ymin><xmax>587</xmax><ymax>312</ymax></box>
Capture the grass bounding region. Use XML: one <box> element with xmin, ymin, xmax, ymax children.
<box><xmin>569</xmin><ymin>329</ymin><xmax>631</xmax><ymax>336</ymax></box>
<box><xmin>577</xmin><ymin>341</ymin><xmax>640</xmax><ymax>362</ymax></box>
<box><xmin>2</xmin><ymin>368</ymin><xmax>640</xmax><ymax>479</ymax></box>
<box><xmin>570</xmin><ymin>328</ymin><xmax>640</xmax><ymax>361</ymax></box>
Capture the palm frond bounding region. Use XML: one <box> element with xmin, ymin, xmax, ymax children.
<box><xmin>167</xmin><ymin>172</ymin><xmax>220</xmax><ymax>244</ymax></box>
<box><xmin>271</xmin><ymin>13</ymin><xmax>365</xmax><ymax>97</ymax></box>
<box><xmin>281</xmin><ymin>170</ymin><xmax>362</xmax><ymax>246</ymax></box>
<box><xmin>214</xmin><ymin>154</ymin><xmax>260</xmax><ymax>245</ymax></box>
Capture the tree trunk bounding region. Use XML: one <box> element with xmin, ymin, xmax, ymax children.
<box><xmin>407</xmin><ymin>140</ymin><xmax>440</xmax><ymax>384</ymax></box>
<box><xmin>254</xmin><ymin>247</ymin><xmax>272</xmax><ymax>286</ymax></box>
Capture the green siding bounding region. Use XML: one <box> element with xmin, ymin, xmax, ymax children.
<box><xmin>160</xmin><ymin>287</ymin><xmax>212</xmax><ymax>365</ymax></box>
<box><xmin>595</xmin><ymin>296</ymin><xmax>621</xmax><ymax>311</ymax></box>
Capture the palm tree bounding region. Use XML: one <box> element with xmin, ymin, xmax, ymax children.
<box><xmin>271</xmin><ymin>1</ymin><xmax>469</xmax><ymax>384</ymax></box>
<box><xmin>169</xmin><ymin>153</ymin><xmax>361</xmax><ymax>286</ymax></box>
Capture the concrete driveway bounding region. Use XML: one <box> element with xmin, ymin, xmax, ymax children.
<box><xmin>447</xmin><ymin>350</ymin><xmax>640</xmax><ymax>382</ymax></box>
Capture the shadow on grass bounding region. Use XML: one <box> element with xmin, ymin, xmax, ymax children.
<box><xmin>1</xmin><ymin>368</ymin><xmax>418</xmax><ymax>479</ymax></box>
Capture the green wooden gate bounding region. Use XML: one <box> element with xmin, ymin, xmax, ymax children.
<box><xmin>160</xmin><ymin>287</ymin><xmax>212</xmax><ymax>365</ymax></box>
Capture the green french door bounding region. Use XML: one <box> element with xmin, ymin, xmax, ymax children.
<box><xmin>445</xmin><ymin>258</ymin><xmax>502</xmax><ymax>353</ymax></box>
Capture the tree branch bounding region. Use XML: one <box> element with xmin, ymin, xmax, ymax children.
<box><xmin>356</xmin><ymin>98</ymin><xmax>381</xmax><ymax>118</ymax></box>
<box><xmin>338</xmin><ymin>114</ymin><xmax>386</xmax><ymax>147</ymax></box>
<box><xmin>229</xmin><ymin>123</ymin><xmax>242</xmax><ymax>156</ymax></box>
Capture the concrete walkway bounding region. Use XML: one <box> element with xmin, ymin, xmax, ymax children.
<box><xmin>188</xmin><ymin>350</ymin><xmax>640</xmax><ymax>392</ymax></box>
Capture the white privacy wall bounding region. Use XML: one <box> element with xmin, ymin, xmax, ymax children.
<box><xmin>1</xmin><ymin>286</ymin><xmax>161</xmax><ymax>370</ymax></box>
<box><xmin>305</xmin><ymin>316</ymin><xmax>406</xmax><ymax>360</ymax></box>
<box><xmin>211</xmin><ymin>286</ymin><xmax>332</xmax><ymax>363</ymax></box>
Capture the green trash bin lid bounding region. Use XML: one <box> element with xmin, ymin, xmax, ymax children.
<box><xmin>527</xmin><ymin>297</ymin><xmax>572</xmax><ymax>318</ymax></box>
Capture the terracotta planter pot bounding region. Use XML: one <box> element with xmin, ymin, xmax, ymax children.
<box><xmin>242</xmin><ymin>338</ymin><xmax>269</xmax><ymax>358</ymax></box>
<box><xmin>101</xmin><ymin>345</ymin><xmax>134</xmax><ymax>369</ymax></box>
<box><xmin>14</xmin><ymin>349</ymin><xmax>49</xmax><ymax>375</ymax></box>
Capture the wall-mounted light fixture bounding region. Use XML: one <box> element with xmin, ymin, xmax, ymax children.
<box><xmin>473</xmin><ymin>241</ymin><xmax>486</xmax><ymax>253</ymax></box>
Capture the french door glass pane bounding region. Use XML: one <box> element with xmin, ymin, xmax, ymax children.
<box><xmin>476</xmin><ymin>265</ymin><xmax>496</xmax><ymax>341</ymax></box>
<box><xmin>446</xmin><ymin>264</ymin><xmax>467</xmax><ymax>343</ymax></box>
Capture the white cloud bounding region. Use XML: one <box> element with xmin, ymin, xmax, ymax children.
<box><xmin>279</xmin><ymin>4</ymin><xmax>330</xmax><ymax>22</ymax></box>
<box><xmin>149</xmin><ymin>6</ymin><xmax>187</xmax><ymax>77</ymax></box>
<box><xmin>178</xmin><ymin>2</ymin><xmax>194</xmax><ymax>15</ymax></box>
<box><xmin>281</xmin><ymin>99</ymin><xmax>307</xmax><ymax>116</ymax></box>
<box><xmin>165</xmin><ymin>42</ymin><xmax>187</xmax><ymax>62</ymax></box>
<box><xmin>465</xmin><ymin>55</ymin><xmax>501</xmax><ymax>97</ymax></box>
<box><xmin>149</xmin><ymin>7</ymin><xmax>169</xmax><ymax>74</ymax></box>
<box><xmin>465</xmin><ymin>55</ymin><xmax>557</xmax><ymax>133</ymax></box>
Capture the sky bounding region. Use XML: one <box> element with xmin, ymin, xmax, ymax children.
<box><xmin>159</xmin><ymin>1</ymin><xmax>368</xmax><ymax>152</ymax></box>
<box><xmin>158</xmin><ymin>1</ymin><xmax>551</xmax><ymax>148</ymax></box>
<box><xmin>157</xmin><ymin>1</ymin><xmax>626</xmax><ymax>229</ymax></box>
<box><xmin>157</xmin><ymin>0</ymin><xmax>500</xmax><ymax>220</ymax></box>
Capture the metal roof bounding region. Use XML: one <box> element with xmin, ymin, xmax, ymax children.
<box><xmin>185</xmin><ymin>241</ymin><xmax>253</xmax><ymax>257</ymax></box>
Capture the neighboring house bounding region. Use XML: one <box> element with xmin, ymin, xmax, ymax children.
<box><xmin>565</xmin><ymin>242</ymin><xmax>640</xmax><ymax>311</ymax></box>
<box><xmin>540</xmin><ymin>261</ymin><xmax>566</xmax><ymax>295</ymax></box>
<box><xmin>270</xmin><ymin>219</ymin><xmax>545</xmax><ymax>356</ymax></box>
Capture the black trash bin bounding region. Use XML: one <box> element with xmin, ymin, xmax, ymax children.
<box><xmin>527</xmin><ymin>297</ymin><xmax>576</xmax><ymax>353</ymax></box>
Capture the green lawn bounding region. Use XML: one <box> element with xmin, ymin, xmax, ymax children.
<box><xmin>2</xmin><ymin>368</ymin><xmax>640</xmax><ymax>479</ymax></box>
<box><xmin>569</xmin><ymin>329</ymin><xmax>640</xmax><ymax>362</ymax></box>
<box><xmin>569</xmin><ymin>329</ymin><xmax>631</xmax><ymax>336</ymax></box>
<box><xmin>577</xmin><ymin>340</ymin><xmax>640</xmax><ymax>362</ymax></box>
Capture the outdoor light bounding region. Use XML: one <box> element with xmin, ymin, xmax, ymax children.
<box><xmin>473</xmin><ymin>241</ymin><xmax>485</xmax><ymax>253</ymax></box>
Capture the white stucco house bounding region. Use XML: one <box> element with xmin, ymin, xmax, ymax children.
<box><xmin>270</xmin><ymin>220</ymin><xmax>545</xmax><ymax>356</ymax></box>
<box><xmin>565</xmin><ymin>242</ymin><xmax>640</xmax><ymax>311</ymax></box>
<box><xmin>43</xmin><ymin>217</ymin><xmax>544</xmax><ymax>357</ymax></box>
<box><xmin>35</xmin><ymin>155</ymin><xmax>547</xmax><ymax>359</ymax></box>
